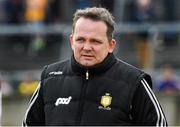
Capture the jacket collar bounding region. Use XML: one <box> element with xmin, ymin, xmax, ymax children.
<box><xmin>71</xmin><ymin>53</ymin><xmax>117</xmax><ymax>75</ymax></box>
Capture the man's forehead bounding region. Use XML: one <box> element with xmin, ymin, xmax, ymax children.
<box><xmin>74</xmin><ymin>18</ymin><xmax>107</xmax><ymax>32</ymax></box>
<box><xmin>75</xmin><ymin>17</ymin><xmax>106</xmax><ymax>27</ymax></box>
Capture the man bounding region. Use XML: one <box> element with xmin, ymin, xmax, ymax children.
<box><xmin>23</xmin><ymin>7</ymin><xmax>167</xmax><ymax>126</ymax></box>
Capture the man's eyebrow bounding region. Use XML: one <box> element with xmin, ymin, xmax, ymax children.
<box><xmin>75</xmin><ymin>36</ymin><xmax>103</xmax><ymax>42</ymax></box>
<box><xmin>76</xmin><ymin>36</ymin><xmax>84</xmax><ymax>38</ymax></box>
<box><xmin>90</xmin><ymin>38</ymin><xmax>102</xmax><ymax>42</ymax></box>
<box><xmin>75</xmin><ymin>36</ymin><xmax>84</xmax><ymax>39</ymax></box>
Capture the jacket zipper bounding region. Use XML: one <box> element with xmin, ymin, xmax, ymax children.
<box><xmin>76</xmin><ymin>70</ymin><xmax>89</xmax><ymax>125</ymax></box>
<box><xmin>86</xmin><ymin>70</ymin><xmax>89</xmax><ymax>80</ymax></box>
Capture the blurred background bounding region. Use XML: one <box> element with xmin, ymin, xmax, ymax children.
<box><xmin>0</xmin><ymin>0</ymin><xmax>180</xmax><ymax>126</ymax></box>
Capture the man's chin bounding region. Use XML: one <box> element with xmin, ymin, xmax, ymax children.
<box><xmin>81</xmin><ymin>61</ymin><xmax>95</xmax><ymax>67</ymax></box>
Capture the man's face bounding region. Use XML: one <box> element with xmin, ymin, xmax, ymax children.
<box><xmin>70</xmin><ymin>18</ymin><xmax>116</xmax><ymax>67</ymax></box>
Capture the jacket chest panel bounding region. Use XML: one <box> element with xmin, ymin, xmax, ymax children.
<box><xmin>43</xmin><ymin>76</ymin><xmax>83</xmax><ymax>125</ymax></box>
<box><xmin>43</xmin><ymin>76</ymin><xmax>83</xmax><ymax>101</ymax></box>
<box><xmin>43</xmin><ymin>75</ymin><xmax>132</xmax><ymax>125</ymax></box>
<box><xmin>80</xmin><ymin>77</ymin><xmax>131</xmax><ymax>124</ymax></box>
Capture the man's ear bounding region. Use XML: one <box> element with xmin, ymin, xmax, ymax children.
<box><xmin>109</xmin><ymin>39</ymin><xmax>116</xmax><ymax>53</ymax></box>
<box><xmin>69</xmin><ymin>34</ymin><xmax>74</xmax><ymax>50</ymax></box>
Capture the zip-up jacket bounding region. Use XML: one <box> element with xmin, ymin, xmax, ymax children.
<box><xmin>23</xmin><ymin>53</ymin><xmax>167</xmax><ymax>126</ymax></box>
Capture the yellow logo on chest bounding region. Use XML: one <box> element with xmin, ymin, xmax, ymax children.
<box><xmin>99</xmin><ymin>93</ymin><xmax>112</xmax><ymax>110</ymax></box>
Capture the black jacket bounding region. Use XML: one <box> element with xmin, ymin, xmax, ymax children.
<box><xmin>23</xmin><ymin>53</ymin><xmax>167</xmax><ymax>126</ymax></box>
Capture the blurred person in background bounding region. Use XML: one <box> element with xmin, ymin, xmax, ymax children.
<box><xmin>25</xmin><ymin>0</ymin><xmax>47</xmax><ymax>56</ymax></box>
<box><xmin>155</xmin><ymin>64</ymin><xmax>180</xmax><ymax>95</ymax></box>
<box><xmin>74</xmin><ymin>0</ymin><xmax>93</xmax><ymax>9</ymax></box>
<box><xmin>0</xmin><ymin>73</ymin><xmax>13</xmax><ymax>98</ymax></box>
<box><xmin>18</xmin><ymin>73</ymin><xmax>38</xmax><ymax>96</ymax></box>
<box><xmin>4</xmin><ymin>0</ymin><xmax>24</xmax><ymax>24</ymax></box>
<box><xmin>162</xmin><ymin>0</ymin><xmax>179</xmax><ymax>48</ymax></box>
<box><xmin>23</xmin><ymin>7</ymin><xmax>167</xmax><ymax>126</ymax></box>
<box><xmin>0</xmin><ymin>0</ymin><xmax>6</xmax><ymax>23</ymax></box>
<box><xmin>25</xmin><ymin>0</ymin><xmax>47</xmax><ymax>29</ymax></box>
<box><xmin>45</xmin><ymin>0</ymin><xmax>62</xmax><ymax>23</ymax></box>
<box><xmin>99</xmin><ymin>0</ymin><xmax>115</xmax><ymax>13</ymax></box>
<box><xmin>129</xmin><ymin>0</ymin><xmax>155</xmax><ymax>69</ymax></box>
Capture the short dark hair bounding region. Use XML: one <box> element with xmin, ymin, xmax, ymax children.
<box><xmin>72</xmin><ymin>7</ymin><xmax>115</xmax><ymax>41</ymax></box>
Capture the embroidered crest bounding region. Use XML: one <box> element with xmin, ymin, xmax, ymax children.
<box><xmin>100</xmin><ymin>93</ymin><xmax>112</xmax><ymax>108</ymax></box>
<box><xmin>98</xmin><ymin>93</ymin><xmax>112</xmax><ymax>110</ymax></box>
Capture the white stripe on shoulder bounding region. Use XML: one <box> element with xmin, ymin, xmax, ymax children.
<box><xmin>142</xmin><ymin>79</ymin><xmax>167</xmax><ymax>126</ymax></box>
<box><xmin>23</xmin><ymin>82</ymin><xmax>41</xmax><ymax>126</ymax></box>
<box><xmin>141</xmin><ymin>78</ymin><xmax>167</xmax><ymax>127</ymax></box>
<box><xmin>141</xmin><ymin>79</ymin><xmax>160</xmax><ymax>126</ymax></box>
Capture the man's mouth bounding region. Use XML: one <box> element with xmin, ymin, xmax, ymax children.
<box><xmin>82</xmin><ymin>55</ymin><xmax>94</xmax><ymax>59</ymax></box>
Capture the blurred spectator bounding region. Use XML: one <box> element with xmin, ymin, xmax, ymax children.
<box><xmin>18</xmin><ymin>73</ymin><xmax>38</xmax><ymax>96</ymax></box>
<box><xmin>128</xmin><ymin>0</ymin><xmax>155</xmax><ymax>69</ymax></box>
<box><xmin>163</xmin><ymin>0</ymin><xmax>178</xmax><ymax>48</ymax></box>
<box><xmin>28</xmin><ymin>33</ymin><xmax>46</xmax><ymax>56</ymax></box>
<box><xmin>129</xmin><ymin>0</ymin><xmax>155</xmax><ymax>23</ymax></box>
<box><xmin>163</xmin><ymin>0</ymin><xmax>176</xmax><ymax>22</ymax></box>
<box><xmin>25</xmin><ymin>0</ymin><xmax>47</xmax><ymax>28</ymax></box>
<box><xmin>99</xmin><ymin>0</ymin><xmax>115</xmax><ymax>13</ymax></box>
<box><xmin>4</xmin><ymin>0</ymin><xmax>24</xmax><ymax>24</ymax></box>
<box><xmin>74</xmin><ymin>0</ymin><xmax>94</xmax><ymax>9</ymax></box>
<box><xmin>0</xmin><ymin>0</ymin><xmax>6</xmax><ymax>23</ymax></box>
<box><xmin>73</xmin><ymin>0</ymin><xmax>115</xmax><ymax>13</ymax></box>
<box><xmin>0</xmin><ymin>73</ymin><xmax>13</xmax><ymax>97</ymax></box>
<box><xmin>25</xmin><ymin>0</ymin><xmax>47</xmax><ymax>56</ymax></box>
<box><xmin>155</xmin><ymin>64</ymin><xmax>180</xmax><ymax>95</ymax></box>
<box><xmin>46</xmin><ymin>0</ymin><xmax>62</xmax><ymax>23</ymax></box>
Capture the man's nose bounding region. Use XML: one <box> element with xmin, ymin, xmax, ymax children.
<box><xmin>83</xmin><ymin>42</ymin><xmax>92</xmax><ymax>50</ymax></box>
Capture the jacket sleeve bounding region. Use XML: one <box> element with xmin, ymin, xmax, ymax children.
<box><xmin>131</xmin><ymin>77</ymin><xmax>167</xmax><ymax>126</ymax></box>
<box><xmin>22</xmin><ymin>81</ymin><xmax>45</xmax><ymax>126</ymax></box>
<box><xmin>22</xmin><ymin>66</ymin><xmax>48</xmax><ymax>126</ymax></box>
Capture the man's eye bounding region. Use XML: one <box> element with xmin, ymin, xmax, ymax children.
<box><xmin>76</xmin><ymin>39</ymin><xmax>84</xmax><ymax>43</ymax></box>
<box><xmin>92</xmin><ymin>40</ymin><xmax>102</xmax><ymax>44</ymax></box>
